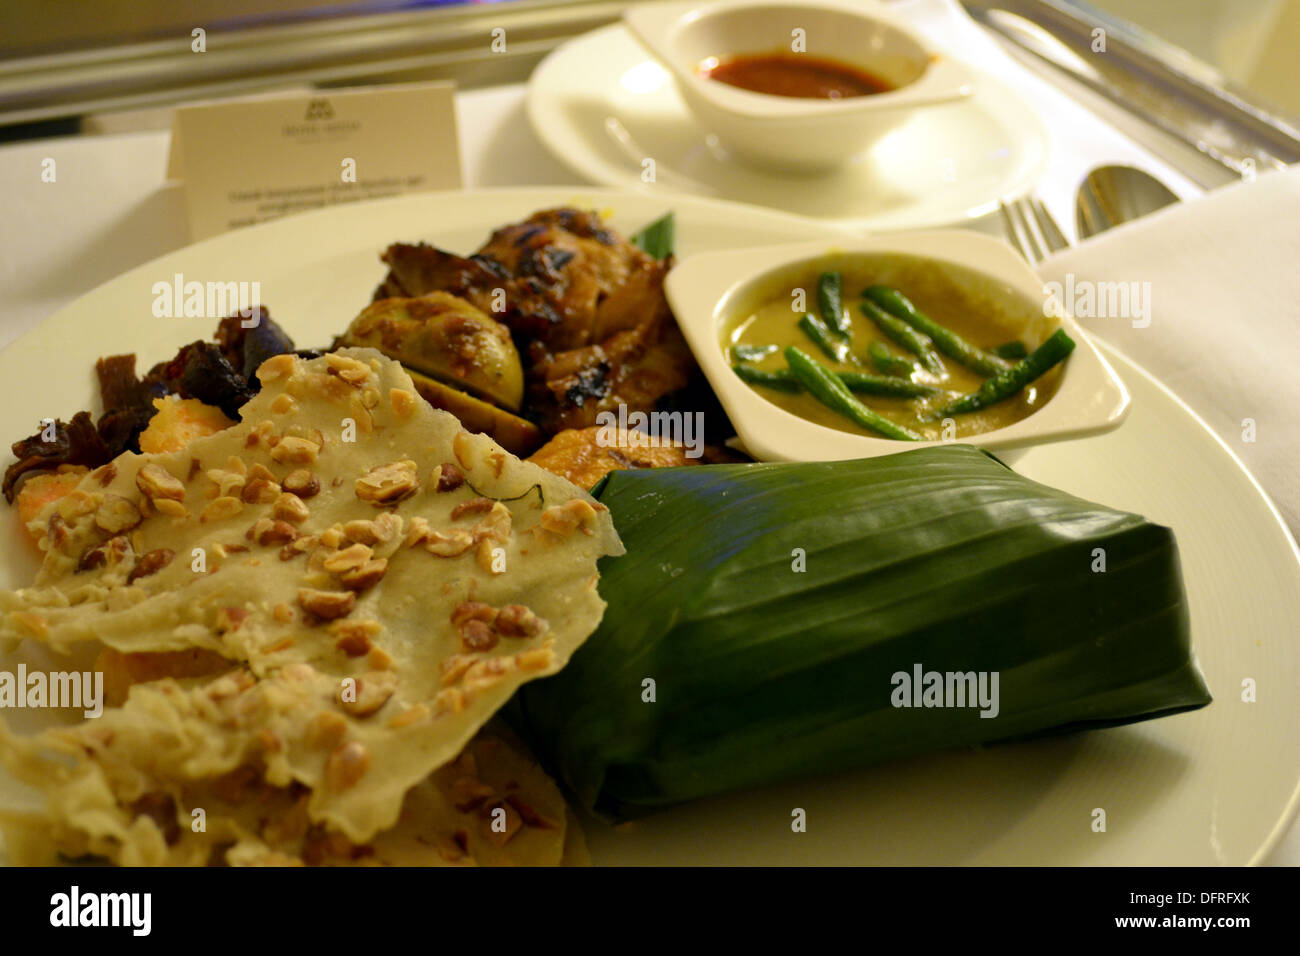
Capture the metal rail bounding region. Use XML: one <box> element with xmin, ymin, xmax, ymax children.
<box><xmin>0</xmin><ymin>0</ymin><xmax>634</xmax><ymax>128</ymax></box>
<box><xmin>962</xmin><ymin>0</ymin><xmax>1299</xmax><ymax>177</ymax></box>
<box><xmin>0</xmin><ymin>0</ymin><xmax>1295</xmax><ymax>190</ymax></box>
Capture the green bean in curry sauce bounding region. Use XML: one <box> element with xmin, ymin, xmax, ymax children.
<box><xmin>723</xmin><ymin>265</ymin><xmax>1073</xmax><ymax>441</ymax></box>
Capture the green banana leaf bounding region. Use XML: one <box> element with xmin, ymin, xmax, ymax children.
<box><xmin>511</xmin><ymin>445</ymin><xmax>1211</xmax><ymax>821</ymax></box>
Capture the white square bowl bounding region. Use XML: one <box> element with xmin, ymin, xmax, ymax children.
<box><xmin>663</xmin><ymin>230</ymin><xmax>1130</xmax><ymax>462</ymax></box>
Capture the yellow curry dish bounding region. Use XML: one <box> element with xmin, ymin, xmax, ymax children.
<box><xmin>723</xmin><ymin>256</ymin><xmax>1074</xmax><ymax>442</ymax></box>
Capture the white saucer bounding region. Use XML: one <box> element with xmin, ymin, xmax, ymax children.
<box><xmin>527</xmin><ymin>23</ymin><xmax>1051</xmax><ymax>231</ymax></box>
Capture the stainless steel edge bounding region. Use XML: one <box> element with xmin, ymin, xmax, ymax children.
<box><xmin>0</xmin><ymin>0</ymin><xmax>639</xmax><ymax>128</ymax></box>
<box><xmin>961</xmin><ymin>0</ymin><xmax>1300</xmax><ymax>179</ymax></box>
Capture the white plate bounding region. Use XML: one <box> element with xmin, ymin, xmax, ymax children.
<box><xmin>527</xmin><ymin>24</ymin><xmax>1050</xmax><ymax>231</ymax></box>
<box><xmin>1</xmin><ymin>187</ymin><xmax>1296</xmax><ymax>865</ymax></box>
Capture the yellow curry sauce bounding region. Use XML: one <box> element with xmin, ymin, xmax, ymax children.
<box><xmin>723</xmin><ymin>268</ymin><xmax>1063</xmax><ymax>441</ymax></box>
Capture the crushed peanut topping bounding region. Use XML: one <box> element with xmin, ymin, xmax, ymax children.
<box><xmin>339</xmin><ymin>558</ymin><xmax>387</xmax><ymax>592</ymax></box>
<box><xmin>200</xmin><ymin>496</ymin><xmax>244</xmax><ymax>523</ymax></box>
<box><xmin>450</xmin><ymin>497</ymin><xmax>494</xmax><ymax>521</ymax></box>
<box><xmin>215</xmin><ymin>605</ymin><xmax>249</xmax><ymax>633</ymax></box>
<box><xmin>298</xmin><ymin>588</ymin><xmax>356</xmax><ymax>621</ymax></box>
<box><xmin>537</xmin><ymin>499</ymin><xmax>600</xmax><ymax>537</ymax></box>
<box><xmin>91</xmin><ymin>461</ymin><xmax>117</xmax><ymax>486</ymax></box>
<box><xmin>250</xmin><ymin>518</ymin><xmax>297</xmax><ymax>547</ymax></box>
<box><xmin>270</xmin><ymin>393</ymin><xmax>297</xmax><ymax>415</ymax></box>
<box><xmin>387</xmin><ymin>703</ymin><xmax>429</xmax><ymax>728</ymax></box>
<box><xmin>389</xmin><ymin>388</ymin><xmax>418</xmax><ymax>418</ymax></box>
<box><xmin>57</xmin><ymin>490</ymin><xmax>97</xmax><ymax>522</ymax></box>
<box><xmin>240</xmin><ymin>477</ymin><xmax>279</xmax><ymax>504</ymax></box>
<box><xmin>339</xmin><ymin>671</ymin><xmax>397</xmax><ymax>717</ymax></box>
<box><xmin>94</xmin><ymin>495</ymin><xmax>142</xmax><ymax>534</ymax></box>
<box><xmin>425</xmin><ymin>529</ymin><xmax>474</xmax><ymax>557</ymax></box>
<box><xmin>325</xmin><ymin>353</ymin><xmax>372</xmax><ymax>385</ymax></box>
<box><xmin>153</xmin><ymin>498</ymin><xmax>188</xmax><ymax>519</ymax></box>
<box><xmin>326</xmin><ymin>741</ymin><xmax>371</xmax><ymax>790</ymax></box>
<box><xmin>136</xmin><ymin>463</ymin><xmax>186</xmax><ymax>501</ymax></box>
<box><xmin>354</xmin><ymin>460</ymin><xmax>419</xmax><ymax>505</ymax></box>
<box><xmin>206</xmin><ymin>466</ymin><xmax>246</xmax><ymax>499</ymax></box>
<box><xmin>495</xmin><ymin>604</ymin><xmax>547</xmax><ymax>639</ymax></box>
<box><xmin>257</xmin><ymin>353</ymin><xmax>296</xmax><ymax>382</ymax></box>
<box><xmin>282</xmin><ymin>469</ymin><xmax>320</xmax><ymax>499</ymax></box>
<box><xmin>305</xmin><ymin>710</ymin><xmax>348</xmax><ymax>749</ymax></box>
<box><xmin>435</xmin><ymin>462</ymin><xmax>465</xmax><ymax>492</ymax></box>
<box><xmin>322</xmin><ymin>543</ymin><xmax>373</xmax><ymax>574</ymax></box>
<box><xmin>270</xmin><ymin>436</ymin><xmax>321</xmax><ymax>465</ymax></box>
<box><xmin>273</xmin><ymin>492</ymin><xmax>310</xmax><ymax>524</ymax></box>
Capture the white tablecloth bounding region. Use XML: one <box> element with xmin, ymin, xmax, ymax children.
<box><xmin>0</xmin><ymin>5</ymin><xmax>1293</xmax><ymax>864</ymax></box>
<box><xmin>1041</xmin><ymin>168</ymin><xmax>1300</xmax><ymax>539</ymax></box>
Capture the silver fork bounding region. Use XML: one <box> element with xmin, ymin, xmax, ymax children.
<box><xmin>999</xmin><ymin>196</ymin><xmax>1071</xmax><ymax>266</ymax></box>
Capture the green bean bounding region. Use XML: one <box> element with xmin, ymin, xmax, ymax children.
<box><xmin>798</xmin><ymin>313</ymin><xmax>851</xmax><ymax>363</ymax></box>
<box><xmin>837</xmin><ymin>372</ymin><xmax>940</xmax><ymax>398</ymax></box>
<box><xmin>784</xmin><ymin>347</ymin><xmax>923</xmax><ymax>441</ymax></box>
<box><xmin>864</xmin><ymin>285</ymin><xmax>1011</xmax><ymax>376</ymax></box>
<box><xmin>992</xmin><ymin>340</ymin><xmax>1028</xmax><ymax>360</ymax></box>
<box><xmin>731</xmin><ymin>363</ymin><xmax>803</xmax><ymax>393</ymax></box>
<box><xmin>730</xmin><ymin>343</ymin><xmax>780</xmax><ymax>363</ymax></box>
<box><xmin>734</xmin><ymin>363</ymin><xmax>938</xmax><ymax>398</ymax></box>
<box><xmin>858</xmin><ymin>300</ymin><xmax>945</xmax><ymax>376</ymax></box>
<box><xmin>817</xmin><ymin>271</ymin><xmax>849</xmax><ymax>336</ymax></box>
<box><xmin>934</xmin><ymin>329</ymin><xmax>1076</xmax><ymax>418</ymax></box>
<box><xmin>867</xmin><ymin>341</ymin><xmax>919</xmax><ymax>377</ymax></box>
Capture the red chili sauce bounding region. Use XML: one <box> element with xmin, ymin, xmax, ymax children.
<box><xmin>700</xmin><ymin>52</ymin><xmax>894</xmax><ymax>99</ymax></box>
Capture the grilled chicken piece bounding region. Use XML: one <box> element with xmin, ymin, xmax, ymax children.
<box><xmin>528</xmin><ymin>426</ymin><xmax>703</xmax><ymax>489</ymax></box>
<box><xmin>590</xmin><ymin>256</ymin><xmax>674</xmax><ymax>341</ymax></box>
<box><xmin>370</xmin><ymin>207</ymin><xmax>700</xmax><ymax>437</ymax></box>
<box><xmin>374</xmin><ymin>243</ymin><xmax>566</xmax><ymax>343</ymax></box>
<box><xmin>339</xmin><ymin>292</ymin><xmax>524</xmax><ymax>411</ymax></box>
<box><xmin>529</xmin><ymin>316</ymin><xmax>696</xmax><ymax>433</ymax></box>
<box><xmin>374</xmin><ymin>208</ymin><xmax>672</xmax><ymax>353</ymax></box>
<box><xmin>474</xmin><ymin>208</ymin><xmax>653</xmax><ymax>351</ymax></box>
<box><xmin>374</xmin><ymin>244</ymin><xmax>502</xmax><ymax>310</ymax></box>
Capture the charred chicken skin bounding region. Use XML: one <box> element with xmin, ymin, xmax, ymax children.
<box><xmin>371</xmin><ymin>207</ymin><xmax>699</xmax><ymax>435</ymax></box>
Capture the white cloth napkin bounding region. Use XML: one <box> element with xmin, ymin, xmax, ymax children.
<box><xmin>1039</xmin><ymin>166</ymin><xmax>1300</xmax><ymax>537</ymax></box>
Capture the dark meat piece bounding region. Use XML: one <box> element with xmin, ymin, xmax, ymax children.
<box><xmin>4</xmin><ymin>311</ymin><xmax>296</xmax><ymax>503</ymax></box>
<box><xmin>97</xmin><ymin>354</ymin><xmax>155</xmax><ymax>411</ymax></box>
<box><xmin>95</xmin><ymin>354</ymin><xmax>167</xmax><ymax>459</ymax></box>
<box><xmin>3</xmin><ymin>411</ymin><xmax>110</xmax><ymax>502</ymax></box>
<box><xmin>214</xmin><ymin>308</ymin><xmax>296</xmax><ymax>386</ymax></box>
<box><xmin>5</xmin><ymin>353</ymin><xmax>170</xmax><ymax>500</ymax></box>
<box><xmin>147</xmin><ymin>342</ymin><xmax>254</xmax><ymax>422</ymax></box>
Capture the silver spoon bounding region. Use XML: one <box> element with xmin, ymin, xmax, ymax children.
<box><xmin>1075</xmin><ymin>165</ymin><xmax>1180</xmax><ymax>239</ymax></box>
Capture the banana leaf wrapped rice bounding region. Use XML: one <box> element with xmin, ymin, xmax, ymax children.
<box><xmin>511</xmin><ymin>444</ymin><xmax>1211</xmax><ymax>820</ymax></box>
